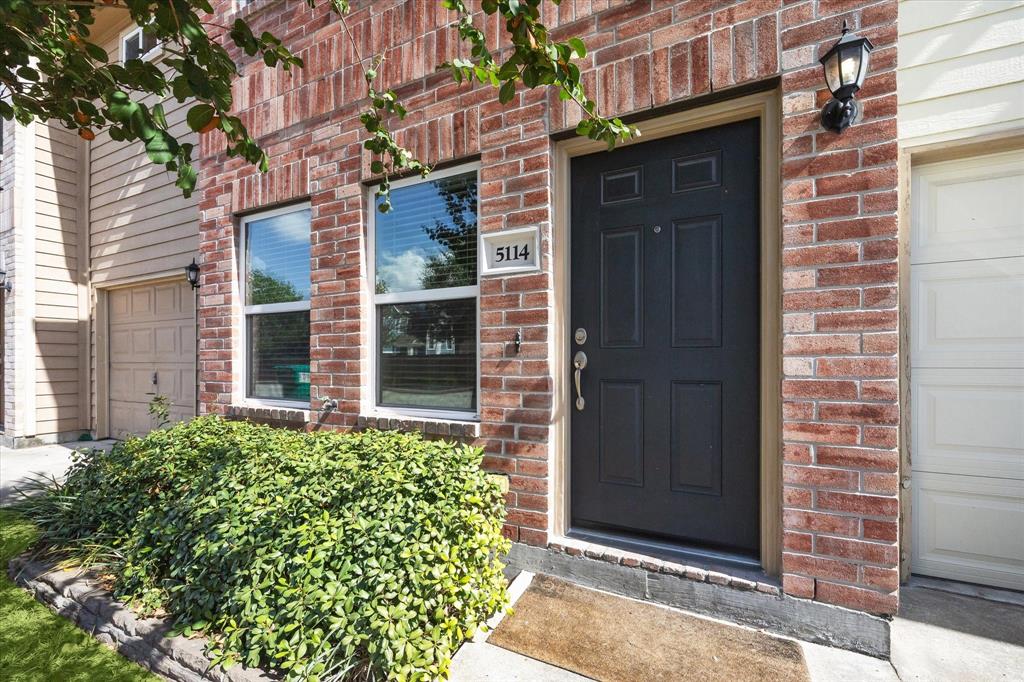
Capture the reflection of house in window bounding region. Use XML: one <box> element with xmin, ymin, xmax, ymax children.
<box><xmin>425</xmin><ymin>332</ymin><xmax>456</xmax><ymax>355</ymax></box>
<box><xmin>381</xmin><ymin>332</ymin><xmax>456</xmax><ymax>356</ymax></box>
<box><xmin>382</xmin><ymin>333</ymin><xmax>423</xmax><ymax>356</ymax></box>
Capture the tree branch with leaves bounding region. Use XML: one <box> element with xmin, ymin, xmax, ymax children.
<box><xmin>0</xmin><ymin>0</ymin><xmax>638</xmax><ymax>208</ymax></box>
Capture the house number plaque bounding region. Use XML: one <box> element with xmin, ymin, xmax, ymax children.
<box><xmin>480</xmin><ymin>226</ymin><xmax>541</xmax><ymax>276</ymax></box>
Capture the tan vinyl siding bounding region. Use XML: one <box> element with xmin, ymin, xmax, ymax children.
<box><xmin>898</xmin><ymin>1</ymin><xmax>1024</xmax><ymax>146</ymax></box>
<box><xmin>34</xmin><ymin>122</ymin><xmax>82</xmax><ymax>437</ymax></box>
<box><xmin>88</xmin><ymin>27</ymin><xmax>200</xmax><ymax>432</ymax></box>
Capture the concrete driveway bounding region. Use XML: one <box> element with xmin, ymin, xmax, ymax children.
<box><xmin>0</xmin><ymin>440</ymin><xmax>115</xmax><ymax>507</ymax></box>
<box><xmin>891</xmin><ymin>581</ymin><xmax>1024</xmax><ymax>681</ymax></box>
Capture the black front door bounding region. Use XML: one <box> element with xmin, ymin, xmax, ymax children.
<box><xmin>570</xmin><ymin>118</ymin><xmax>761</xmax><ymax>557</ymax></box>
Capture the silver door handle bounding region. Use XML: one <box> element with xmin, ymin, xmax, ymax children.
<box><xmin>573</xmin><ymin>351</ymin><xmax>587</xmax><ymax>411</ymax></box>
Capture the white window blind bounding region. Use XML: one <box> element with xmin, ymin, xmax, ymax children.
<box><xmin>241</xmin><ymin>206</ymin><xmax>311</xmax><ymax>404</ymax></box>
<box><xmin>371</xmin><ymin>166</ymin><xmax>479</xmax><ymax>415</ymax></box>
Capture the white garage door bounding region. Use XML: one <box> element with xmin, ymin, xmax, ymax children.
<box><xmin>109</xmin><ymin>280</ymin><xmax>196</xmax><ymax>439</ymax></box>
<box><xmin>910</xmin><ymin>149</ymin><xmax>1024</xmax><ymax>591</ymax></box>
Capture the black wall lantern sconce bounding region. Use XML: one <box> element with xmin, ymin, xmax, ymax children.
<box><xmin>819</xmin><ymin>22</ymin><xmax>873</xmax><ymax>133</ymax></box>
<box><xmin>184</xmin><ymin>258</ymin><xmax>201</xmax><ymax>290</ymax></box>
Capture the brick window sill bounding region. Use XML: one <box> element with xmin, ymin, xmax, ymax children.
<box><xmin>226</xmin><ymin>404</ymin><xmax>310</xmax><ymax>425</ymax></box>
<box><xmin>356</xmin><ymin>414</ymin><xmax>480</xmax><ymax>439</ymax></box>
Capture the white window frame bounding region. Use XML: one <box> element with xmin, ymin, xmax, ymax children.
<box><xmin>239</xmin><ymin>202</ymin><xmax>312</xmax><ymax>410</ymax></box>
<box><xmin>366</xmin><ymin>162</ymin><xmax>482</xmax><ymax>421</ymax></box>
<box><xmin>120</xmin><ymin>24</ymin><xmax>161</xmax><ymax>63</ymax></box>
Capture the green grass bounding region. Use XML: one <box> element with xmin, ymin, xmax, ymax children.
<box><xmin>0</xmin><ymin>509</ymin><xmax>156</xmax><ymax>682</ymax></box>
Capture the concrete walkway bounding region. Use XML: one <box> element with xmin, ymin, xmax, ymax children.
<box><xmin>0</xmin><ymin>440</ymin><xmax>114</xmax><ymax>507</ymax></box>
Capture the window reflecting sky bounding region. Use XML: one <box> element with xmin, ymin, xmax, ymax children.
<box><xmin>375</xmin><ymin>172</ymin><xmax>477</xmax><ymax>294</ymax></box>
<box><xmin>245</xmin><ymin>209</ymin><xmax>311</xmax><ymax>305</ymax></box>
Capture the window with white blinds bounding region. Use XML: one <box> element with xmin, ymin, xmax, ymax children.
<box><xmin>241</xmin><ymin>205</ymin><xmax>311</xmax><ymax>405</ymax></box>
<box><xmin>371</xmin><ymin>165</ymin><xmax>479</xmax><ymax>415</ymax></box>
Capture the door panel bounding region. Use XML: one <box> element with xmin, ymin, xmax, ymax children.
<box><xmin>910</xmin><ymin>149</ymin><xmax>1024</xmax><ymax>589</ymax></box>
<box><xmin>570</xmin><ymin>118</ymin><xmax>761</xmax><ymax>556</ymax></box>
<box><xmin>599</xmin><ymin>381</ymin><xmax>645</xmax><ymax>486</ymax></box>
<box><xmin>600</xmin><ymin>227</ymin><xmax>644</xmax><ymax>347</ymax></box>
<box><xmin>670</xmin><ymin>381</ymin><xmax>723</xmax><ymax>495</ymax></box>
<box><xmin>671</xmin><ymin>217</ymin><xmax>722</xmax><ymax>348</ymax></box>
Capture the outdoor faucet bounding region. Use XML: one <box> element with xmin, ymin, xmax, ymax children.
<box><xmin>319</xmin><ymin>396</ymin><xmax>338</xmax><ymax>415</ymax></box>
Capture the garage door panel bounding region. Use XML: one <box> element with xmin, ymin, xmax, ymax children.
<box><xmin>911</xmin><ymin>151</ymin><xmax>1024</xmax><ymax>265</ymax></box>
<box><xmin>108</xmin><ymin>367</ymin><xmax>133</xmax><ymax>401</ymax></box>
<box><xmin>912</xmin><ymin>369</ymin><xmax>1024</xmax><ymax>479</ymax></box>
<box><xmin>131</xmin><ymin>288</ymin><xmax>152</xmax><ymax>316</ymax></box>
<box><xmin>109</xmin><ymin>402</ymin><xmax>148</xmax><ymax>438</ymax></box>
<box><xmin>913</xmin><ymin>472</ymin><xmax>1024</xmax><ymax>591</ymax></box>
<box><xmin>131</xmin><ymin>328</ymin><xmax>154</xmax><ymax>360</ymax></box>
<box><xmin>911</xmin><ymin>150</ymin><xmax>1024</xmax><ymax>589</ymax></box>
<box><xmin>109</xmin><ymin>280</ymin><xmax>195</xmax><ymax>440</ymax></box>
<box><xmin>150</xmin><ymin>366</ymin><xmax>193</xmax><ymax>405</ymax></box>
<box><xmin>110</xmin><ymin>328</ymin><xmax>132</xmax><ymax>356</ymax></box>
<box><xmin>168</xmin><ymin>367</ymin><xmax>194</xmax><ymax>405</ymax></box>
<box><xmin>154</xmin><ymin>325</ymin><xmax>178</xmax><ymax>355</ymax></box>
<box><xmin>109</xmin><ymin>367</ymin><xmax>158</xmax><ymax>401</ymax></box>
<box><xmin>110</xmin><ymin>289</ymin><xmax>130</xmax><ymax>316</ymax></box>
<box><xmin>167</xmin><ymin>405</ymin><xmax>192</xmax><ymax>426</ymax></box>
<box><xmin>911</xmin><ymin>257</ymin><xmax>1024</xmax><ymax>368</ymax></box>
<box><xmin>154</xmin><ymin>283</ymin><xmax>179</xmax><ymax>315</ymax></box>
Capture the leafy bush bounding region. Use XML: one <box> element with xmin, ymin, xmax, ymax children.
<box><xmin>21</xmin><ymin>417</ymin><xmax>510</xmax><ymax>681</ymax></box>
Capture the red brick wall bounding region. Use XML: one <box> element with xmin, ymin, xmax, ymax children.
<box><xmin>196</xmin><ymin>0</ymin><xmax>900</xmax><ymax>615</ymax></box>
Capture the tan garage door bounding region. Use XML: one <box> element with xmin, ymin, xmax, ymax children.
<box><xmin>910</xmin><ymin>149</ymin><xmax>1024</xmax><ymax>591</ymax></box>
<box><xmin>109</xmin><ymin>280</ymin><xmax>196</xmax><ymax>439</ymax></box>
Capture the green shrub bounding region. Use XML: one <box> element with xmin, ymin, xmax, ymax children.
<box><xmin>21</xmin><ymin>416</ymin><xmax>510</xmax><ymax>681</ymax></box>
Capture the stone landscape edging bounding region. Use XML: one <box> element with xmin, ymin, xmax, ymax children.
<box><xmin>7</xmin><ymin>555</ymin><xmax>276</xmax><ymax>682</ymax></box>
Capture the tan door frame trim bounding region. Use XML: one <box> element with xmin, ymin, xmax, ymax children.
<box><xmin>897</xmin><ymin>130</ymin><xmax>1024</xmax><ymax>582</ymax></box>
<box><xmin>550</xmin><ymin>89</ymin><xmax>783</xmax><ymax>575</ymax></box>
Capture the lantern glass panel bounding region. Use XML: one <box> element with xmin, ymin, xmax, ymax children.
<box><xmin>854</xmin><ymin>47</ymin><xmax>870</xmax><ymax>88</ymax></box>
<box><xmin>840</xmin><ymin>45</ymin><xmax>861</xmax><ymax>87</ymax></box>
<box><xmin>823</xmin><ymin>51</ymin><xmax>841</xmax><ymax>95</ymax></box>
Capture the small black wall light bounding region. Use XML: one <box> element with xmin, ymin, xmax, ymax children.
<box><xmin>819</xmin><ymin>22</ymin><xmax>874</xmax><ymax>133</ymax></box>
<box><xmin>185</xmin><ymin>258</ymin><xmax>201</xmax><ymax>289</ymax></box>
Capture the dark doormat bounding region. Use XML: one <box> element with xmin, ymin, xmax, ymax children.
<box><xmin>488</xmin><ymin>574</ymin><xmax>810</xmax><ymax>682</ymax></box>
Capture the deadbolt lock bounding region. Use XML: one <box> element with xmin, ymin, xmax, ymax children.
<box><xmin>574</xmin><ymin>327</ymin><xmax>587</xmax><ymax>345</ymax></box>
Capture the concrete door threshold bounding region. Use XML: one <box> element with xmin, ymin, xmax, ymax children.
<box><xmin>450</xmin><ymin>572</ymin><xmax>898</xmax><ymax>681</ymax></box>
<box><xmin>504</xmin><ymin>542</ymin><xmax>891</xmax><ymax>658</ymax></box>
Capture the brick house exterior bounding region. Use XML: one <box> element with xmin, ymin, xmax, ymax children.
<box><xmin>196</xmin><ymin>0</ymin><xmax>901</xmax><ymax>628</ymax></box>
